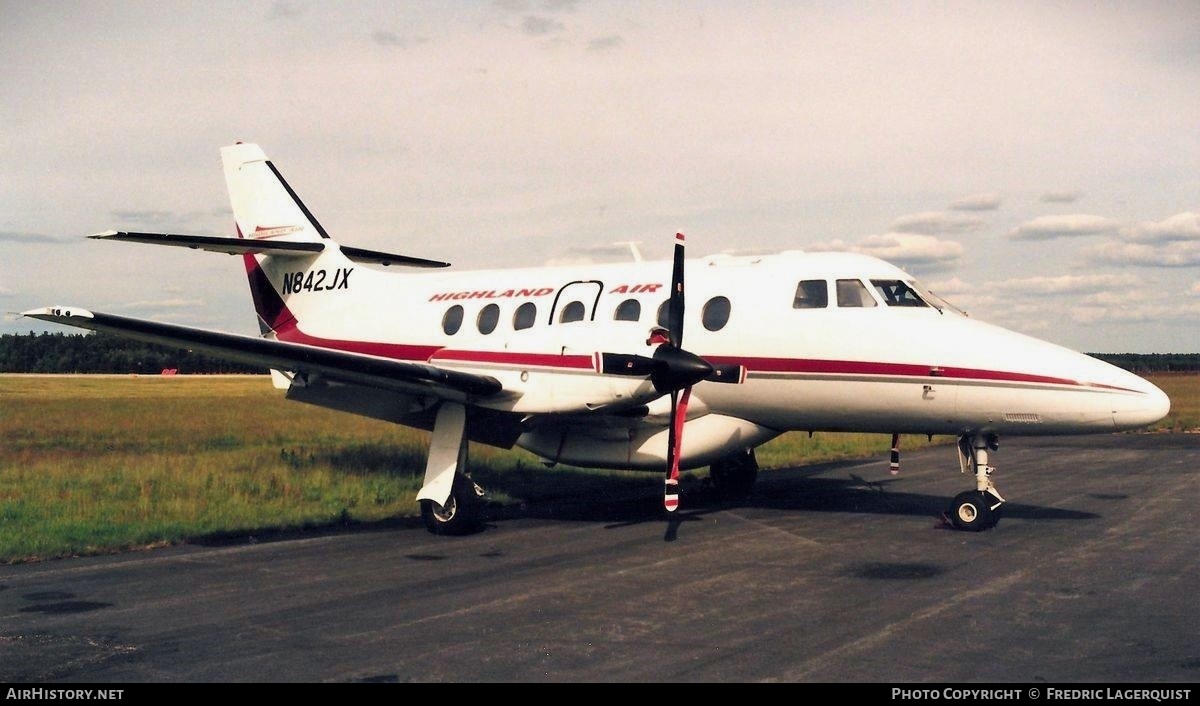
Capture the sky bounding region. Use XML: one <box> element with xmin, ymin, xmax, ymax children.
<box><xmin>1</xmin><ymin>0</ymin><xmax>1197</xmax><ymax>352</ymax></box>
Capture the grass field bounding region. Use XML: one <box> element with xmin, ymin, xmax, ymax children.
<box><xmin>1</xmin><ymin>374</ymin><xmax>1194</xmax><ymax>563</ymax></box>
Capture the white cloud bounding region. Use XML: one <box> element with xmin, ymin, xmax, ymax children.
<box><xmin>587</xmin><ymin>35</ymin><xmax>624</xmax><ymax>52</ymax></box>
<box><xmin>813</xmin><ymin>232</ymin><xmax>963</xmax><ymax>270</ymax></box>
<box><xmin>1008</xmin><ymin>214</ymin><xmax>1120</xmax><ymax>240</ymax></box>
<box><xmin>1068</xmin><ymin>298</ymin><xmax>1200</xmax><ymax>325</ymax></box>
<box><xmin>890</xmin><ymin>211</ymin><xmax>984</xmax><ymax>234</ymax></box>
<box><xmin>948</xmin><ymin>193</ymin><xmax>1001</xmax><ymax>211</ymax></box>
<box><xmin>1125</xmin><ymin>211</ymin><xmax>1200</xmax><ymax>243</ymax></box>
<box><xmin>121</xmin><ymin>298</ymin><xmax>207</xmax><ymax>310</ymax></box>
<box><xmin>1089</xmin><ymin>241</ymin><xmax>1200</xmax><ymax>268</ymax></box>
<box><xmin>544</xmin><ymin>242</ymin><xmax>641</xmax><ymax>266</ymax></box>
<box><xmin>924</xmin><ymin>276</ymin><xmax>971</xmax><ymax>295</ymax></box>
<box><xmin>521</xmin><ymin>15</ymin><xmax>565</xmax><ymax>35</ymax></box>
<box><xmin>992</xmin><ymin>273</ymin><xmax>1137</xmax><ymax>295</ymax></box>
<box><xmin>1039</xmin><ymin>190</ymin><xmax>1083</xmax><ymax>203</ymax></box>
<box><xmin>269</xmin><ymin>1</ymin><xmax>305</xmax><ymax>20</ymax></box>
<box><xmin>0</xmin><ymin>231</ymin><xmax>61</xmax><ymax>244</ymax></box>
<box><xmin>372</xmin><ymin>31</ymin><xmax>429</xmax><ymax>49</ymax></box>
<box><xmin>0</xmin><ymin>285</ymin><xmax>14</xmax><ymax>297</ymax></box>
<box><xmin>1191</xmin><ymin>282</ymin><xmax>1200</xmax><ymax>295</ymax></box>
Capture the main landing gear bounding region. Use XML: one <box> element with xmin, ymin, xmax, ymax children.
<box><xmin>421</xmin><ymin>472</ymin><xmax>485</xmax><ymax>535</ymax></box>
<box><xmin>708</xmin><ymin>448</ymin><xmax>759</xmax><ymax>500</ymax></box>
<box><xmin>418</xmin><ymin>402</ymin><xmax>485</xmax><ymax>535</ymax></box>
<box><xmin>948</xmin><ymin>432</ymin><xmax>1005</xmax><ymax>531</ymax></box>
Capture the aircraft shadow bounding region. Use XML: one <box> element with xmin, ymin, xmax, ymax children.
<box><xmin>191</xmin><ymin>460</ymin><xmax>1098</xmax><ymax>547</ymax></box>
<box><xmin>482</xmin><ymin>462</ymin><xmax>1100</xmax><ymax>529</ymax></box>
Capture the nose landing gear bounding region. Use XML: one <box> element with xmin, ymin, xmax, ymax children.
<box><xmin>948</xmin><ymin>433</ymin><xmax>1004</xmax><ymax>531</ymax></box>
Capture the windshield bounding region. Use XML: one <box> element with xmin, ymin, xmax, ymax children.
<box><xmin>908</xmin><ymin>280</ymin><xmax>968</xmax><ymax>316</ymax></box>
<box><xmin>870</xmin><ymin>279</ymin><xmax>929</xmax><ymax>307</ymax></box>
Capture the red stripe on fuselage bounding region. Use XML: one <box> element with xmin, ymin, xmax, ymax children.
<box><xmin>268</xmin><ymin>325</ymin><xmax>1140</xmax><ymax>393</ymax></box>
<box><xmin>704</xmin><ymin>355</ymin><xmax>1142</xmax><ymax>393</ymax></box>
<box><xmin>430</xmin><ymin>349</ymin><xmax>595</xmax><ymax>370</ymax></box>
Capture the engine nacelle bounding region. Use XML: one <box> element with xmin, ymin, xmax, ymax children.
<box><xmin>516</xmin><ymin>413</ymin><xmax>780</xmax><ymax>471</ymax></box>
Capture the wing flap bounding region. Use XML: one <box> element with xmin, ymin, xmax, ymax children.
<box><xmin>22</xmin><ymin>307</ymin><xmax>502</xmax><ymax>399</ymax></box>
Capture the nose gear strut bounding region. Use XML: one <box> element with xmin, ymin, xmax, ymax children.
<box><xmin>947</xmin><ymin>432</ymin><xmax>1004</xmax><ymax>531</ymax></box>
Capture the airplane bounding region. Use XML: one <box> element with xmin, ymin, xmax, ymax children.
<box><xmin>24</xmin><ymin>142</ymin><xmax>1172</xmax><ymax>535</ymax></box>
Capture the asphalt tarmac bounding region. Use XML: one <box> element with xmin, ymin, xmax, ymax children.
<box><xmin>2</xmin><ymin>434</ymin><xmax>1197</xmax><ymax>682</ymax></box>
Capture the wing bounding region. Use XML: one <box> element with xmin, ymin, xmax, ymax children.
<box><xmin>88</xmin><ymin>231</ymin><xmax>451</xmax><ymax>268</ymax></box>
<box><xmin>22</xmin><ymin>307</ymin><xmax>502</xmax><ymax>400</ymax></box>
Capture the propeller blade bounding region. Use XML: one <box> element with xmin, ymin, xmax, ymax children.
<box><xmin>706</xmin><ymin>363</ymin><xmax>746</xmax><ymax>384</ymax></box>
<box><xmin>668</xmin><ymin>232</ymin><xmax>686</xmax><ymax>348</ymax></box>
<box><xmin>597</xmin><ymin>352</ymin><xmax>658</xmax><ymax>377</ymax></box>
<box><xmin>664</xmin><ymin>386</ymin><xmax>692</xmax><ymax>513</ymax></box>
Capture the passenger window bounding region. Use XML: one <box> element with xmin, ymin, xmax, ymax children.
<box><xmin>836</xmin><ymin>279</ymin><xmax>877</xmax><ymax>308</ymax></box>
<box><xmin>702</xmin><ymin>296</ymin><xmax>731</xmax><ymax>331</ymax></box>
<box><xmin>477</xmin><ymin>303</ymin><xmax>500</xmax><ymax>334</ymax></box>
<box><xmin>513</xmin><ymin>302</ymin><xmax>537</xmax><ymax>330</ymax></box>
<box><xmin>442</xmin><ymin>305</ymin><xmax>464</xmax><ymax>335</ymax></box>
<box><xmin>614</xmin><ymin>298</ymin><xmax>641</xmax><ymax>322</ymax></box>
<box><xmin>656</xmin><ymin>301</ymin><xmax>670</xmax><ymax>327</ymax></box>
<box><xmin>793</xmin><ymin>280</ymin><xmax>828</xmax><ymax>309</ymax></box>
<box><xmin>871</xmin><ymin>279</ymin><xmax>929</xmax><ymax>307</ymax></box>
<box><xmin>559</xmin><ymin>300</ymin><xmax>586</xmax><ymax>323</ymax></box>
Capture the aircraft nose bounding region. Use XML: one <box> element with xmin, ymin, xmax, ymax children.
<box><xmin>1111</xmin><ymin>376</ymin><xmax>1171</xmax><ymax>431</ymax></box>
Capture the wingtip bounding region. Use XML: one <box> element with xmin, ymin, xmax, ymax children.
<box><xmin>88</xmin><ymin>230</ymin><xmax>120</xmax><ymax>239</ymax></box>
<box><xmin>20</xmin><ymin>306</ymin><xmax>95</xmax><ymax>320</ymax></box>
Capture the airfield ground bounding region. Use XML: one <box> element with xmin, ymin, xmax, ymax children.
<box><xmin>2</xmin><ymin>433</ymin><xmax>1197</xmax><ymax>682</ymax></box>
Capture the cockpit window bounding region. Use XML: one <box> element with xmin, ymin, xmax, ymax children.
<box><xmin>793</xmin><ymin>280</ymin><xmax>828</xmax><ymax>309</ymax></box>
<box><xmin>836</xmin><ymin>279</ymin><xmax>877</xmax><ymax>308</ymax></box>
<box><xmin>871</xmin><ymin>280</ymin><xmax>929</xmax><ymax>307</ymax></box>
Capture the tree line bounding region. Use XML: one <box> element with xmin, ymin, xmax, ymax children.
<box><xmin>0</xmin><ymin>331</ymin><xmax>1196</xmax><ymax>375</ymax></box>
<box><xmin>0</xmin><ymin>331</ymin><xmax>264</xmax><ymax>374</ymax></box>
<box><xmin>1087</xmin><ymin>352</ymin><xmax>1200</xmax><ymax>373</ymax></box>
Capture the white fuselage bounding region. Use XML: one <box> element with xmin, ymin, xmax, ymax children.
<box><xmin>264</xmin><ymin>248</ymin><xmax>1170</xmax><ymax>470</ymax></box>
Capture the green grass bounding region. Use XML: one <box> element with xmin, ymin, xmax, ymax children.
<box><xmin>0</xmin><ymin>373</ymin><xmax>1193</xmax><ymax>563</ymax></box>
<box><xmin>1146</xmin><ymin>373</ymin><xmax>1200</xmax><ymax>432</ymax></box>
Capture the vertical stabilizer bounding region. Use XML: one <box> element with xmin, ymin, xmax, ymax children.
<box><xmin>221</xmin><ymin>142</ymin><xmax>330</xmax><ymax>244</ymax></box>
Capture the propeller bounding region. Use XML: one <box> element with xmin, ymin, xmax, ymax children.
<box><xmin>598</xmin><ymin>232</ymin><xmax>745</xmax><ymax>513</ymax></box>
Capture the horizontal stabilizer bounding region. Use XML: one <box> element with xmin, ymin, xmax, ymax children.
<box><xmin>340</xmin><ymin>245</ymin><xmax>449</xmax><ymax>268</ymax></box>
<box><xmin>22</xmin><ymin>306</ymin><xmax>502</xmax><ymax>399</ymax></box>
<box><xmin>89</xmin><ymin>231</ymin><xmax>450</xmax><ymax>267</ymax></box>
<box><xmin>89</xmin><ymin>231</ymin><xmax>323</xmax><ymax>256</ymax></box>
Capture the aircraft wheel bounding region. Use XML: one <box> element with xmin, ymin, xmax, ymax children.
<box><xmin>949</xmin><ymin>490</ymin><xmax>1001</xmax><ymax>531</ymax></box>
<box><xmin>421</xmin><ymin>473</ymin><xmax>484</xmax><ymax>535</ymax></box>
<box><xmin>709</xmin><ymin>449</ymin><xmax>758</xmax><ymax>500</ymax></box>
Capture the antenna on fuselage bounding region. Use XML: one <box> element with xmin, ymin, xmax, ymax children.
<box><xmin>613</xmin><ymin>241</ymin><xmax>643</xmax><ymax>262</ymax></box>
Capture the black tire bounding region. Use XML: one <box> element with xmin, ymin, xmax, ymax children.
<box><xmin>709</xmin><ymin>449</ymin><xmax>759</xmax><ymax>500</ymax></box>
<box><xmin>420</xmin><ymin>473</ymin><xmax>484</xmax><ymax>535</ymax></box>
<box><xmin>949</xmin><ymin>490</ymin><xmax>1001</xmax><ymax>531</ymax></box>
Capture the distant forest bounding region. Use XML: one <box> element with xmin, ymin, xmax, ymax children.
<box><xmin>0</xmin><ymin>331</ymin><xmax>1197</xmax><ymax>375</ymax></box>
<box><xmin>0</xmin><ymin>331</ymin><xmax>263</xmax><ymax>374</ymax></box>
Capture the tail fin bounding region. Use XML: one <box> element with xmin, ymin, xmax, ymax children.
<box><xmin>221</xmin><ymin>142</ymin><xmax>330</xmax><ymax>244</ymax></box>
<box><xmin>221</xmin><ymin>142</ymin><xmax>325</xmax><ymax>337</ymax></box>
<box><xmin>218</xmin><ymin>142</ymin><xmax>448</xmax><ymax>339</ymax></box>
